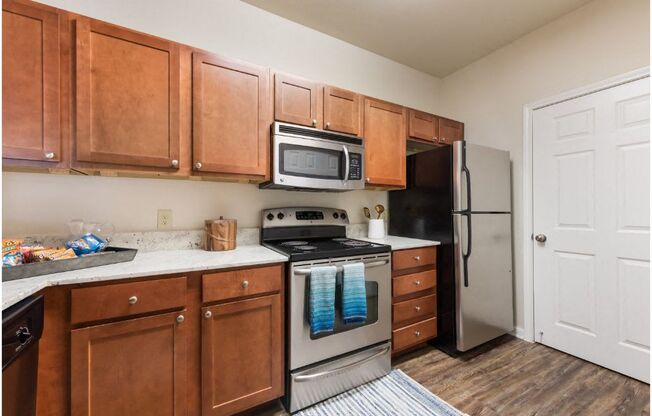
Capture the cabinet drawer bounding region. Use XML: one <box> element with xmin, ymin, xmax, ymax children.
<box><xmin>392</xmin><ymin>269</ymin><xmax>436</xmax><ymax>298</ymax></box>
<box><xmin>393</xmin><ymin>294</ymin><xmax>436</xmax><ymax>325</ymax></box>
<box><xmin>71</xmin><ymin>277</ymin><xmax>187</xmax><ymax>325</ymax></box>
<box><xmin>392</xmin><ymin>317</ymin><xmax>437</xmax><ymax>352</ymax></box>
<box><xmin>392</xmin><ymin>247</ymin><xmax>436</xmax><ymax>272</ymax></box>
<box><xmin>203</xmin><ymin>264</ymin><xmax>283</xmax><ymax>303</ymax></box>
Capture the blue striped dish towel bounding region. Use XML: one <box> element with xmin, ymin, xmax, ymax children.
<box><xmin>309</xmin><ymin>265</ymin><xmax>337</xmax><ymax>335</ymax></box>
<box><xmin>342</xmin><ymin>262</ymin><xmax>367</xmax><ymax>324</ymax></box>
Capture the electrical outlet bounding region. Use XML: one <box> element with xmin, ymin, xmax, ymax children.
<box><xmin>157</xmin><ymin>209</ymin><xmax>173</xmax><ymax>230</ymax></box>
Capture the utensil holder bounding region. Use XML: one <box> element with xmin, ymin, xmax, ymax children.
<box><xmin>367</xmin><ymin>219</ymin><xmax>385</xmax><ymax>239</ymax></box>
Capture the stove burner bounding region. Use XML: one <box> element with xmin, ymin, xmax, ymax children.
<box><xmin>331</xmin><ymin>238</ymin><xmax>349</xmax><ymax>242</ymax></box>
<box><xmin>340</xmin><ymin>240</ymin><xmax>371</xmax><ymax>248</ymax></box>
<box><xmin>281</xmin><ymin>241</ymin><xmax>309</xmax><ymax>246</ymax></box>
<box><xmin>295</xmin><ymin>245</ymin><xmax>318</xmax><ymax>251</ymax></box>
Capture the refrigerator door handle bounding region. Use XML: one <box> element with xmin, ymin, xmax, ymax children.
<box><xmin>462</xmin><ymin>165</ymin><xmax>471</xmax><ymax>212</ymax></box>
<box><xmin>461</xmin><ymin>212</ymin><xmax>472</xmax><ymax>287</ymax></box>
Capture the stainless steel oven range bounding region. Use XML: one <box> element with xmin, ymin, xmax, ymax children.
<box><xmin>261</xmin><ymin>207</ymin><xmax>392</xmax><ymax>413</ymax></box>
<box><xmin>259</xmin><ymin>122</ymin><xmax>365</xmax><ymax>191</ymax></box>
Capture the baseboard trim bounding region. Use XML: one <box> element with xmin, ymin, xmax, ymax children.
<box><xmin>511</xmin><ymin>326</ymin><xmax>529</xmax><ymax>341</ymax></box>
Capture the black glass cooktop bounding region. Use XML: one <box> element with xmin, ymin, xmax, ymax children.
<box><xmin>263</xmin><ymin>237</ymin><xmax>390</xmax><ymax>261</ymax></box>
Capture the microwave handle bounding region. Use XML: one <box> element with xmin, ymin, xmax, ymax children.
<box><xmin>342</xmin><ymin>145</ymin><xmax>350</xmax><ymax>183</ymax></box>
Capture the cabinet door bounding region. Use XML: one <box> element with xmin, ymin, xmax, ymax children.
<box><xmin>74</xmin><ymin>18</ymin><xmax>181</xmax><ymax>169</ymax></box>
<box><xmin>437</xmin><ymin>117</ymin><xmax>464</xmax><ymax>145</ymax></box>
<box><xmin>202</xmin><ymin>295</ymin><xmax>283</xmax><ymax>416</ymax></box>
<box><xmin>192</xmin><ymin>52</ymin><xmax>270</xmax><ymax>177</ymax></box>
<box><xmin>408</xmin><ymin>109</ymin><xmax>437</xmax><ymax>143</ymax></box>
<box><xmin>323</xmin><ymin>85</ymin><xmax>361</xmax><ymax>136</ymax></box>
<box><xmin>274</xmin><ymin>73</ymin><xmax>321</xmax><ymax>128</ymax></box>
<box><xmin>2</xmin><ymin>0</ymin><xmax>61</xmax><ymax>162</ymax></box>
<box><xmin>363</xmin><ymin>97</ymin><xmax>406</xmax><ymax>187</ymax></box>
<box><xmin>71</xmin><ymin>311</ymin><xmax>187</xmax><ymax>416</ymax></box>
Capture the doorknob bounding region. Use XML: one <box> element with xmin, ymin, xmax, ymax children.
<box><xmin>535</xmin><ymin>234</ymin><xmax>547</xmax><ymax>243</ymax></box>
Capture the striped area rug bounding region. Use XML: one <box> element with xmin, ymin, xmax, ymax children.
<box><xmin>295</xmin><ymin>369</ymin><xmax>465</xmax><ymax>416</ymax></box>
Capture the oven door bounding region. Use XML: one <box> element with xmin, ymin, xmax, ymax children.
<box><xmin>288</xmin><ymin>253</ymin><xmax>391</xmax><ymax>370</ymax></box>
<box><xmin>272</xmin><ymin>134</ymin><xmax>364</xmax><ymax>190</ymax></box>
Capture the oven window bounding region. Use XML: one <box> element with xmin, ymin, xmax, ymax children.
<box><xmin>306</xmin><ymin>278</ymin><xmax>379</xmax><ymax>340</ymax></box>
<box><xmin>279</xmin><ymin>143</ymin><xmax>343</xmax><ymax>180</ymax></box>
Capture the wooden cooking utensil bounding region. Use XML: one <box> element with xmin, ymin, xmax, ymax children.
<box><xmin>374</xmin><ymin>204</ymin><xmax>385</xmax><ymax>219</ymax></box>
<box><xmin>363</xmin><ymin>207</ymin><xmax>372</xmax><ymax>219</ymax></box>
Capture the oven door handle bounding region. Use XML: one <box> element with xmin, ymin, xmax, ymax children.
<box><xmin>342</xmin><ymin>145</ymin><xmax>350</xmax><ymax>183</ymax></box>
<box><xmin>294</xmin><ymin>259</ymin><xmax>389</xmax><ymax>276</ymax></box>
<box><xmin>294</xmin><ymin>344</ymin><xmax>391</xmax><ymax>382</ymax></box>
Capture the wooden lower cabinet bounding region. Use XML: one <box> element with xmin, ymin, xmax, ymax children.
<box><xmin>70</xmin><ymin>310</ymin><xmax>187</xmax><ymax>416</ymax></box>
<box><xmin>201</xmin><ymin>294</ymin><xmax>283</xmax><ymax>416</ymax></box>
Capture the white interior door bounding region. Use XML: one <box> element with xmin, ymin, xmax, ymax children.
<box><xmin>533</xmin><ymin>76</ymin><xmax>650</xmax><ymax>382</ymax></box>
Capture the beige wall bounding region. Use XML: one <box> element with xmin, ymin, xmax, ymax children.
<box><xmin>438</xmin><ymin>0</ymin><xmax>650</xmax><ymax>330</ymax></box>
<box><xmin>2</xmin><ymin>0</ymin><xmax>441</xmax><ymax>236</ymax></box>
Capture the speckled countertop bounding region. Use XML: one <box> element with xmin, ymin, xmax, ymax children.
<box><xmin>357</xmin><ymin>235</ymin><xmax>440</xmax><ymax>251</ymax></box>
<box><xmin>2</xmin><ymin>245</ymin><xmax>287</xmax><ymax>310</ymax></box>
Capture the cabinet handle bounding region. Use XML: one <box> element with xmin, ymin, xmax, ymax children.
<box><xmin>414</xmin><ymin>330</ymin><xmax>421</xmax><ymax>337</ymax></box>
<box><xmin>176</xmin><ymin>315</ymin><xmax>185</xmax><ymax>323</ymax></box>
<box><xmin>325</xmin><ymin>122</ymin><xmax>331</xmax><ymax>129</ymax></box>
<box><xmin>128</xmin><ymin>296</ymin><xmax>138</xmax><ymax>305</ymax></box>
<box><xmin>312</xmin><ymin>119</ymin><xmax>317</xmax><ymax>127</ymax></box>
<box><xmin>414</xmin><ymin>280</ymin><xmax>421</xmax><ymax>286</ymax></box>
<box><xmin>414</xmin><ymin>306</ymin><xmax>421</xmax><ymax>312</ymax></box>
<box><xmin>194</xmin><ymin>161</ymin><xmax>202</xmax><ymax>170</ymax></box>
<box><xmin>241</xmin><ymin>280</ymin><xmax>249</xmax><ymax>289</ymax></box>
<box><xmin>204</xmin><ymin>311</ymin><xmax>212</xmax><ymax>319</ymax></box>
<box><xmin>44</xmin><ymin>152</ymin><xmax>55</xmax><ymax>160</ymax></box>
<box><xmin>414</xmin><ymin>256</ymin><xmax>421</xmax><ymax>261</ymax></box>
<box><xmin>365</xmin><ymin>177</ymin><xmax>370</xmax><ymax>183</ymax></box>
<box><xmin>171</xmin><ymin>159</ymin><xmax>179</xmax><ymax>168</ymax></box>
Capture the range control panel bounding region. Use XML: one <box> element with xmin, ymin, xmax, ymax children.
<box><xmin>262</xmin><ymin>207</ymin><xmax>349</xmax><ymax>228</ymax></box>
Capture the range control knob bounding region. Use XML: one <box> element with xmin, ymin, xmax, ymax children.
<box><xmin>266</xmin><ymin>213</ymin><xmax>274</xmax><ymax>221</ymax></box>
<box><xmin>277</xmin><ymin>213</ymin><xmax>285</xmax><ymax>220</ymax></box>
<box><xmin>340</xmin><ymin>212</ymin><xmax>347</xmax><ymax>220</ymax></box>
<box><xmin>333</xmin><ymin>212</ymin><xmax>339</xmax><ymax>219</ymax></box>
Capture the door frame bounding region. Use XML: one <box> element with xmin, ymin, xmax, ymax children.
<box><xmin>521</xmin><ymin>66</ymin><xmax>650</xmax><ymax>342</ymax></box>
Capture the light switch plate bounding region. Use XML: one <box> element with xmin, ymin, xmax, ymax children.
<box><xmin>157</xmin><ymin>209</ymin><xmax>173</xmax><ymax>230</ymax></box>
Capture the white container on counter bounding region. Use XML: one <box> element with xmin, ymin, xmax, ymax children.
<box><xmin>367</xmin><ymin>219</ymin><xmax>386</xmax><ymax>239</ymax></box>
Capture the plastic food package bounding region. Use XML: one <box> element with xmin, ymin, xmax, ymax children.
<box><xmin>66</xmin><ymin>233</ymin><xmax>107</xmax><ymax>255</ymax></box>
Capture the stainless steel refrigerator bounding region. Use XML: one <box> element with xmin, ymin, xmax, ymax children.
<box><xmin>389</xmin><ymin>141</ymin><xmax>513</xmax><ymax>353</ymax></box>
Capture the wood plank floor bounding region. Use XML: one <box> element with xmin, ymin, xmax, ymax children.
<box><xmin>394</xmin><ymin>335</ymin><xmax>650</xmax><ymax>416</ymax></box>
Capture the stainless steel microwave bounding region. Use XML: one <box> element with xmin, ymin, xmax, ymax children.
<box><xmin>260</xmin><ymin>122</ymin><xmax>365</xmax><ymax>191</ymax></box>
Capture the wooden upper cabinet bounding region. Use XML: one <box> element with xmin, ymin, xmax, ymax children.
<box><xmin>74</xmin><ymin>18</ymin><xmax>181</xmax><ymax>169</ymax></box>
<box><xmin>363</xmin><ymin>97</ymin><xmax>407</xmax><ymax>188</ymax></box>
<box><xmin>202</xmin><ymin>294</ymin><xmax>283</xmax><ymax>416</ymax></box>
<box><xmin>2</xmin><ymin>0</ymin><xmax>62</xmax><ymax>163</ymax></box>
<box><xmin>323</xmin><ymin>86</ymin><xmax>361</xmax><ymax>136</ymax></box>
<box><xmin>71</xmin><ymin>311</ymin><xmax>187</xmax><ymax>416</ymax></box>
<box><xmin>437</xmin><ymin>116</ymin><xmax>464</xmax><ymax>145</ymax></box>
<box><xmin>408</xmin><ymin>109</ymin><xmax>438</xmax><ymax>143</ymax></box>
<box><xmin>192</xmin><ymin>52</ymin><xmax>270</xmax><ymax>177</ymax></box>
<box><xmin>274</xmin><ymin>73</ymin><xmax>322</xmax><ymax>128</ymax></box>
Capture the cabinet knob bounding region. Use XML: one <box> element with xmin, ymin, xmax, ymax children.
<box><xmin>414</xmin><ymin>330</ymin><xmax>421</xmax><ymax>337</ymax></box>
<box><xmin>176</xmin><ymin>315</ymin><xmax>185</xmax><ymax>323</ymax></box>
<box><xmin>194</xmin><ymin>161</ymin><xmax>202</xmax><ymax>170</ymax></box>
<box><xmin>414</xmin><ymin>280</ymin><xmax>421</xmax><ymax>286</ymax></box>
<box><xmin>311</xmin><ymin>119</ymin><xmax>317</xmax><ymax>127</ymax></box>
<box><xmin>44</xmin><ymin>152</ymin><xmax>55</xmax><ymax>160</ymax></box>
<box><xmin>414</xmin><ymin>256</ymin><xmax>421</xmax><ymax>261</ymax></box>
<box><xmin>365</xmin><ymin>177</ymin><xmax>370</xmax><ymax>183</ymax></box>
<box><xmin>128</xmin><ymin>296</ymin><xmax>138</xmax><ymax>305</ymax></box>
<box><xmin>414</xmin><ymin>306</ymin><xmax>421</xmax><ymax>312</ymax></box>
<box><xmin>325</xmin><ymin>122</ymin><xmax>331</xmax><ymax>129</ymax></box>
<box><xmin>241</xmin><ymin>280</ymin><xmax>249</xmax><ymax>289</ymax></box>
<box><xmin>171</xmin><ymin>159</ymin><xmax>179</xmax><ymax>168</ymax></box>
<box><xmin>204</xmin><ymin>310</ymin><xmax>212</xmax><ymax>319</ymax></box>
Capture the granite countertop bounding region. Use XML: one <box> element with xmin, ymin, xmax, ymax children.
<box><xmin>357</xmin><ymin>235</ymin><xmax>440</xmax><ymax>250</ymax></box>
<box><xmin>2</xmin><ymin>245</ymin><xmax>288</xmax><ymax>310</ymax></box>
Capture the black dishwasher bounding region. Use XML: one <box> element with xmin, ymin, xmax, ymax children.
<box><xmin>2</xmin><ymin>295</ymin><xmax>44</xmax><ymax>416</ymax></box>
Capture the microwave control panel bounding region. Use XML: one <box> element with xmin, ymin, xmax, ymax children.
<box><xmin>348</xmin><ymin>153</ymin><xmax>362</xmax><ymax>180</ymax></box>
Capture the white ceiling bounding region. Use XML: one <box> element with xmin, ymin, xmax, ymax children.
<box><xmin>242</xmin><ymin>0</ymin><xmax>595</xmax><ymax>77</ymax></box>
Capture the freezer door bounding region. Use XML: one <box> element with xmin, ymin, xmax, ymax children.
<box><xmin>453</xmin><ymin>212</ymin><xmax>513</xmax><ymax>351</ymax></box>
<box><xmin>453</xmin><ymin>141</ymin><xmax>511</xmax><ymax>213</ymax></box>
